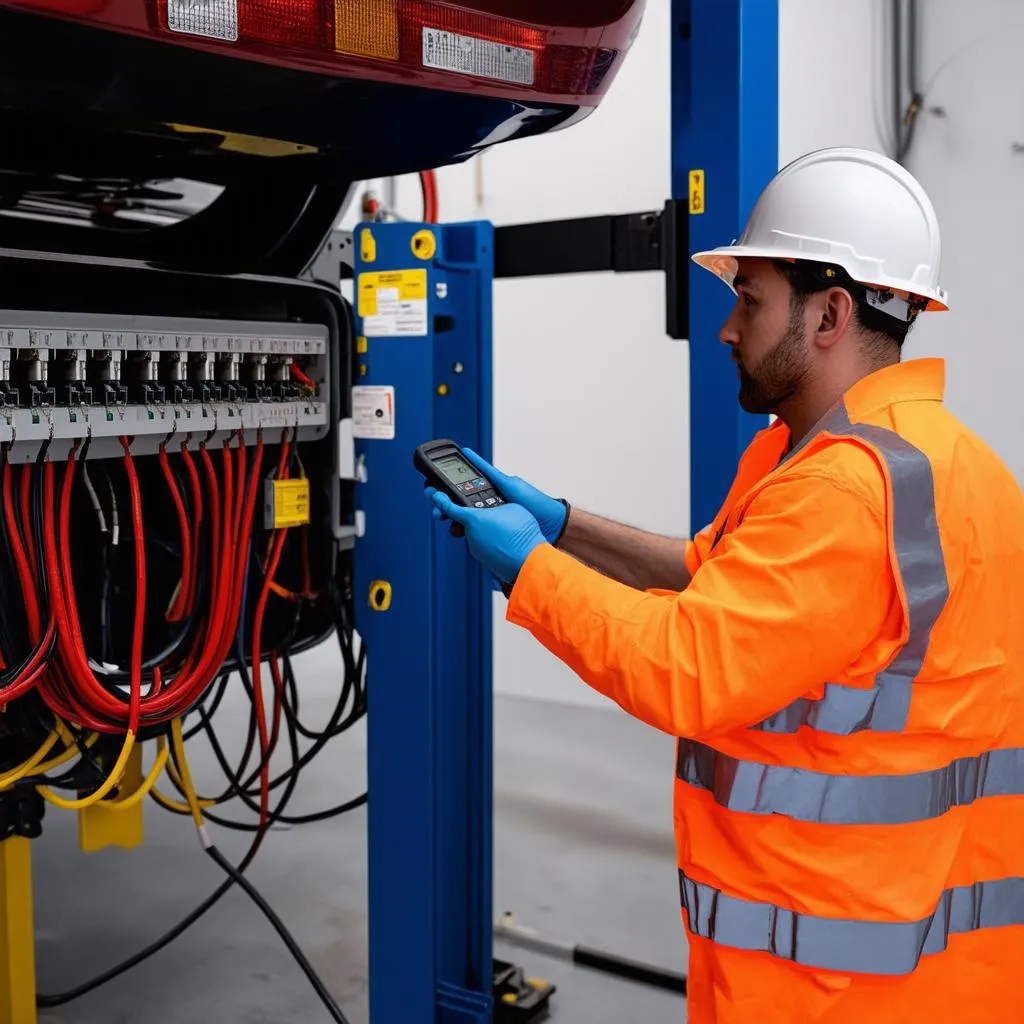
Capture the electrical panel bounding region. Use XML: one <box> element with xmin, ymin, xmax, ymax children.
<box><xmin>0</xmin><ymin>311</ymin><xmax>329</xmax><ymax>463</ymax></box>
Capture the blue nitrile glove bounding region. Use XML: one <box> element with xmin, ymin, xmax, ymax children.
<box><xmin>428</xmin><ymin>490</ymin><xmax>546</xmax><ymax>584</ymax></box>
<box><xmin>459</xmin><ymin>448</ymin><xmax>569</xmax><ymax>545</ymax></box>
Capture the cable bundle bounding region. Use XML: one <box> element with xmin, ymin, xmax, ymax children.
<box><xmin>0</xmin><ymin>427</ymin><xmax>365</xmax><ymax>1021</ymax></box>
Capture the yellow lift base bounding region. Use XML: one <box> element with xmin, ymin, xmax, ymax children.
<box><xmin>0</xmin><ymin>837</ymin><xmax>35</xmax><ymax>1024</ymax></box>
<box><xmin>0</xmin><ymin>746</ymin><xmax>146</xmax><ymax>1024</ymax></box>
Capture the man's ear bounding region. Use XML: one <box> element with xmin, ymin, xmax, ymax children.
<box><xmin>814</xmin><ymin>287</ymin><xmax>855</xmax><ymax>349</ymax></box>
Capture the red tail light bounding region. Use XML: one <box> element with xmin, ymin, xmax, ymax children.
<box><xmin>5</xmin><ymin>0</ymin><xmax>628</xmax><ymax>101</ymax></box>
<box><xmin>158</xmin><ymin>0</ymin><xmax>619</xmax><ymax>97</ymax></box>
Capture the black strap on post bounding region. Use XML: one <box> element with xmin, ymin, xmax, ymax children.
<box><xmin>492</xmin><ymin>200</ymin><xmax>689</xmax><ymax>340</ymax></box>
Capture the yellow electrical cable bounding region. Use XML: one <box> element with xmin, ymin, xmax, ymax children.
<box><xmin>150</xmin><ymin>721</ymin><xmax>218</xmax><ymax>814</ymax></box>
<box><xmin>36</xmin><ymin>730</ymin><xmax>136</xmax><ymax>810</ymax></box>
<box><xmin>0</xmin><ymin>731</ymin><xmax>60</xmax><ymax>790</ymax></box>
<box><xmin>33</xmin><ymin>730</ymin><xmax>99</xmax><ymax>776</ymax></box>
<box><xmin>149</xmin><ymin>787</ymin><xmax>195</xmax><ymax>816</ymax></box>
<box><xmin>170</xmin><ymin>717</ymin><xmax>205</xmax><ymax>830</ymax></box>
<box><xmin>158</xmin><ymin>758</ymin><xmax>218</xmax><ymax>810</ymax></box>
<box><xmin>36</xmin><ymin>738</ymin><xmax>93</xmax><ymax>775</ymax></box>
<box><xmin>105</xmin><ymin>737</ymin><xmax>170</xmax><ymax>812</ymax></box>
<box><xmin>0</xmin><ymin>723</ymin><xmax>105</xmax><ymax>791</ymax></box>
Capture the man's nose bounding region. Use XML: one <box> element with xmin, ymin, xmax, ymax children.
<box><xmin>719</xmin><ymin>311</ymin><xmax>740</xmax><ymax>347</ymax></box>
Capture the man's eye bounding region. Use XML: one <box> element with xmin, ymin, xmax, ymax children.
<box><xmin>742</xmin><ymin>293</ymin><xmax>755</xmax><ymax>307</ymax></box>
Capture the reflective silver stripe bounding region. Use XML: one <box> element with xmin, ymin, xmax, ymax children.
<box><xmin>754</xmin><ymin>403</ymin><xmax>949</xmax><ymax>734</ymax></box>
<box><xmin>679</xmin><ymin>870</ymin><xmax>1024</xmax><ymax>975</ymax></box>
<box><xmin>677</xmin><ymin>739</ymin><xmax>1024</xmax><ymax>825</ymax></box>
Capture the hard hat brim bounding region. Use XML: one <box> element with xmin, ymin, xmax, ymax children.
<box><xmin>691</xmin><ymin>245</ymin><xmax>949</xmax><ymax>312</ymax></box>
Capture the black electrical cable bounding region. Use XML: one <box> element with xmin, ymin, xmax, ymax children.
<box><xmin>35</xmin><ymin>649</ymin><xmax>363</xmax><ymax>1008</ymax></box>
<box><xmin>182</xmin><ymin>670</ymin><xmax>231</xmax><ymax>741</ymax></box>
<box><xmin>156</xmin><ymin>566</ymin><xmax>365</xmax><ymax>827</ymax></box>
<box><xmin>37</xmin><ymin>671</ymin><xmax>304</xmax><ymax>1004</ymax></box>
<box><xmin>36</xmin><ymin>549</ymin><xmax>364</xmax><ymax>1007</ymax></box>
<box><xmin>170</xmin><ymin>645</ymin><xmax>365</xmax><ymax>827</ymax></box>
<box><xmin>183</xmin><ymin>542</ymin><xmax>362</xmax><ymax>811</ymax></box>
<box><xmin>36</xmin><ymin>834</ymin><xmax>268</xmax><ymax>1008</ymax></box>
<box><xmin>203</xmin><ymin>844</ymin><xmax>351</xmax><ymax>1024</ymax></box>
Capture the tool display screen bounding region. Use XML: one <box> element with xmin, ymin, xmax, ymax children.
<box><xmin>434</xmin><ymin>453</ymin><xmax>478</xmax><ymax>486</ymax></box>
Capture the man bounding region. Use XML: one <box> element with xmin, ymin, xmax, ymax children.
<box><xmin>426</xmin><ymin>148</ymin><xmax>1024</xmax><ymax>1023</ymax></box>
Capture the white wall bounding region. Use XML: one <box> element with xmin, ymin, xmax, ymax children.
<box><xmin>345</xmin><ymin>0</ymin><xmax>1024</xmax><ymax>708</ymax></box>
<box><xmin>782</xmin><ymin>0</ymin><xmax>1024</xmax><ymax>483</ymax></box>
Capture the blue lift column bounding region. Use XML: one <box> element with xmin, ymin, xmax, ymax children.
<box><xmin>353</xmin><ymin>221</ymin><xmax>495</xmax><ymax>1024</ymax></box>
<box><xmin>673</xmin><ymin>0</ymin><xmax>778</xmax><ymax>530</ymax></box>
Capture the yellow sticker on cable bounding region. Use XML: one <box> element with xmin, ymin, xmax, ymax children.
<box><xmin>357</xmin><ymin>269</ymin><xmax>428</xmax><ymax>336</ymax></box>
<box><xmin>689</xmin><ymin>169</ymin><xmax>705</xmax><ymax>215</ymax></box>
<box><xmin>265</xmin><ymin>478</ymin><xmax>311</xmax><ymax>529</ymax></box>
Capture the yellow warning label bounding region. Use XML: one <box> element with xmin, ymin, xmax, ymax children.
<box><xmin>689</xmin><ymin>169</ymin><xmax>705</xmax><ymax>214</ymax></box>
<box><xmin>269</xmin><ymin>478</ymin><xmax>311</xmax><ymax>528</ymax></box>
<box><xmin>357</xmin><ymin>269</ymin><xmax>429</xmax><ymax>336</ymax></box>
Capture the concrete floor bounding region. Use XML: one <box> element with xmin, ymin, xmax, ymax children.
<box><xmin>30</xmin><ymin>649</ymin><xmax>687</xmax><ymax>1023</ymax></box>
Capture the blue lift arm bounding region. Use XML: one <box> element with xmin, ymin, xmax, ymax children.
<box><xmin>675</xmin><ymin>0</ymin><xmax>778</xmax><ymax>530</ymax></box>
<box><xmin>351</xmin><ymin>2</ymin><xmax>777</xmax><ymax>1020</ymax></box>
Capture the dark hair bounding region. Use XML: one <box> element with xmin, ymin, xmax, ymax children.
<box><xmin>774</xmin><ymin>259</ymin><xmax>916</xmax><ymax>353</ymax></box>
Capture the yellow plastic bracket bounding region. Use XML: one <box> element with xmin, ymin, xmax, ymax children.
<box><xmin>78</xmin><ymin>744</ymin><xmax>145</xmax><ymax>854</ymax></box>
<box><xmin>0</xmin><ymin>837</ymin><xmax>36</xmax><ymax>1024</ymax></box>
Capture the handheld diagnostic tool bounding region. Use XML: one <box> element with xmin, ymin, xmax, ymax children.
<box><xmin>413</xmin><ymin>438</ymin><xmax>506</xmax><ymax>510</ymax></box>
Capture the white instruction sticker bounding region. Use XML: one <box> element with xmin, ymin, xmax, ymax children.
<box><xmin>167</xmin><ymin>0</ymin><xmax>239</xmax><ymax>42</ymax></box>
<box><xmin>351</xmin><ymin>386</ymin><xmax>395</xmax><ymax>440</ymax></box>
<box><xmin>422</xmin><ymin>27</ymin><xmax>535</xmax><ymax>86</ymax></box>
<box><xmin>358</xmin><ymin>270</ymin><xmax>429</xmax><ymax>337</ymax></box>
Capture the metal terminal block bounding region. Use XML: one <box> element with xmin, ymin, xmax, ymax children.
<box><xmin>242</xmin><ymin>353</ymin><xmax>273</xmax><ymax>401</ymax></box>
<box><xmin>216</xmin><ymin>352</ymin><xmax>247</xmax><ymax>403</ymax></box>
<box><xmin>268</xmin><ymin>355</ymin><xmax>300</xmax><ymax>400</ymax></box>
<box><xmin>0</xmin><ymin>348</ymin><xmax>18</xmax><ymax>408</ymax></box>
<box><xmin>0</xmin><ymin>311</ymin><xmax>329</xmax><ymax>461</ymax></box>
<box><xmin>13</xmin><ymin>349</ymin><xmax>55</xmax><ymax>408</ymax></box>
<box><xmin>160</xmin><ymin>351</ymin><xmax>194</xmax><ymax>405</ymax></box>
<box><xmin>124</xmin><ymin>351</ymin><xmax>165</xmax><ymax>405</ymax></box>
<box><xmin>188</xmin><ymin>351</ymin><xmax>223</xmax><ymax>403</ymax></box>
<box><xmin>88</xmin><ymin>350</ymin><xmax>128</xmax><ymax>406</ymax></box>
<box><xmin>51</xmin><ymin>348</ymin><xmax>94</xmax><ymax>407</ymax></box>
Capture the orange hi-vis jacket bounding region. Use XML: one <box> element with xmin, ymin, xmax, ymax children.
<box><xmin>507</xmin><ymin>359</ymin><xmax>1024</xmax><ymax>1023</ymax></box>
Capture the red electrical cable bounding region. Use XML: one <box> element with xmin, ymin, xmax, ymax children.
<box><xmin>40</xmin><ymin>442</ymin><xmax>146</xmax><ymax>733</ymax></box>
<box><xmin>180</xmin><ymin>442</ymin><xmax>204</xmax><ymax>618</ymax></box>
<box><xmin>120</xmin><ymin>437</ymin><xmax>146</xmax><ymax>731</ymax></box>
<box><xmin>267</xmin><ymin>652</ymin><xmax>286</xmax><ymax>760</ymax></box>
<box><xmin>43</xmin><ymin>458</ymin><xmax>119</xmax><ymax>730</ymax></box>
<box><xmin>159</xmin><ymin>443</ymin><xmax>191</xmax><ymax>623</ymax></box>
<box><xmin>4</xmin><ymin>458</ymin><xmax>40</xmax><ymax>641</ymax></box>
<box><xmin>19</xmin><ymin>464</ymin><xmax>38</xmax><ymax>588</ymax></box>
<box><xmin>251</xmin><ymin>528</ymin><xmax>288</xmax><ymax>830</ymax></box>
<box><xmin>139</xmin><ymin>434</ymin><xmax>262</xmax><ymax>723</ymax></box>
<box><xmin>419</xmin><ymin>169</ymin><xmax>439</xmax><ymax>222</ymax></box>
<box><xmin>246</xmin><ymin>434</ymin><xmax>290</xmax><ymax>829</ymax></box>
<box><xmin>290</xmin><ymin>363</ymin><xmax>315</xmax><ymax>391</ymax></box>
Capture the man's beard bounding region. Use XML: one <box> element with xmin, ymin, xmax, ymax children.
<box><xmin>736</xmin><ymin>304</ymin><xmax>811</xmax><ymax>415</ymax></box>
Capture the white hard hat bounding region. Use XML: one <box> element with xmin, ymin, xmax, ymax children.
<box><xmin>692</xmin><ymin>147</ymin><xmax>948</xmax><ymax>317</ymax></box>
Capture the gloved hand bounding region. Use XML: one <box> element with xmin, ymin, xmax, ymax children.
<box><xmin>428</xmin><ymin>490</ymin><xmax>547</xmax><ymax>585</ymax></box>
<box><xmin>460</xmin><ymin>448</ymin><xmax>568</xmax><ymax>545</ymax></box>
